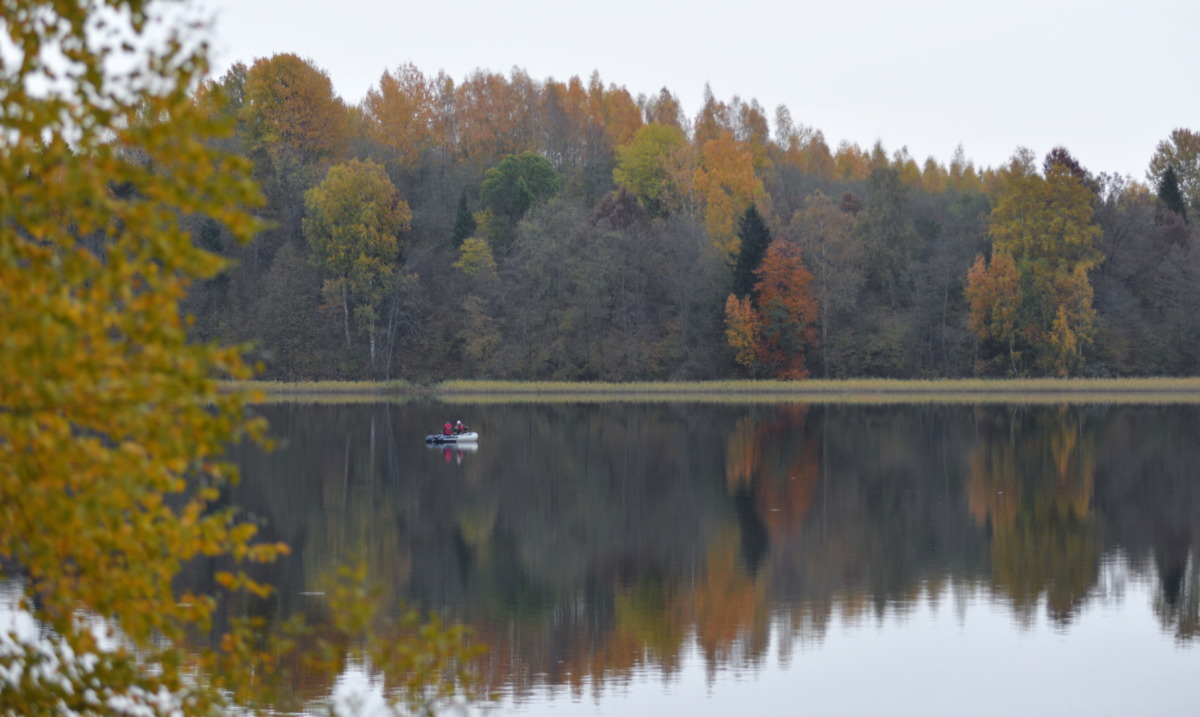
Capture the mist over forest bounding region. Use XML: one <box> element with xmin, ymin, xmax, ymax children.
<box><xmin>185</xmin><ymin>55</ymin><xmax>1199</xmax><ymax>381</ymax></box>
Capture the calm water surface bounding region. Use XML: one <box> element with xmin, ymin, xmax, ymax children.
<box><xmin>217</xmin><ymin>401</ymin><xmax>1200</xmax><ymax>715</ymax></box>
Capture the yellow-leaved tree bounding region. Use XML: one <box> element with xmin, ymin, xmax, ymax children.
<box><xmin>693</xmin><ymin>130</ymin><xmax>765</xmax><ymax>259</ymax></box>
<box><xmin>965</xmin><ymin>152</ymin><xmax>1102</xmax><ymax>376</ymax></box>
<box><xmin>1</xmin><ymin>1</ymin><xmax>480</xmax><ymax>714</ymax></box>
<box><xmin>0</xmin><ymin>0</ymin><xmax>281</xmax><ymax>711</ymax></box>
<box><xmin>304</xmin><ymin>158</ymin><xmax>412</xmax><ymax>375</ymax></box>
<box><xmin>613</xmin><ymin>122</ymin><xmax>693</xmax><ymax>218</ymax></box>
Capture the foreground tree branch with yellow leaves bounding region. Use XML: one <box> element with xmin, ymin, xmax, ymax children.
<box><xmin>0</xmin><ymin>0</ymin><xmax>283</xmax><ymax>711</ymax></box>
<box><xmin>1</xmin><ymin>1</ymin><xmax>481</xmax><ymax>713</ymax></box>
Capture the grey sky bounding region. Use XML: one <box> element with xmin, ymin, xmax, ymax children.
<box><xmin>204</xmin><ymin>0</ymin><xmax>1197</xmax><ymax>180</ymax></box>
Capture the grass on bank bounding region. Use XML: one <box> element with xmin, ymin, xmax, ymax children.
<box><xmin>230</xmin><ymin>377</ymin><xmax>1200</xmax><ymax>404</ymax></box>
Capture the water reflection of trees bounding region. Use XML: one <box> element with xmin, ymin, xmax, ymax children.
<box><xmin>968</xmin><ymin>406</ymin><xmax>1101</xmax><ymax>624</ymax></box>
<box><xmin>209</xmin><ymin>401</ymin><xmax>1200</xmax><ymax>704</ymax></box>
<box><xmin>1154</xmin><ymin>557</ymin><xmax>1199</xmax><ymax>641</ymax></box>
<box><xmin>1096</xmin><ymin>406</ymin><xmax>1200</xmax><ymax>640</ymax></box>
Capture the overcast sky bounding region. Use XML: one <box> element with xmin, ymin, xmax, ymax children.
<box><xmin>202</xmin><ymin>0</ymin><xmax>1197</xmax><ymax>180</ymax></box>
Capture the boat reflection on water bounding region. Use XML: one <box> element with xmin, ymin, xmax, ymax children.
<box><xmin>426</xmin><ymin>441</ymin><xmax>478</xmax><ymax>464</ymax></box>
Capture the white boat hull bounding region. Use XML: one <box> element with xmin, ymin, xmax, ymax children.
<box><xmin>425</xmin><ymin>431</ymin><xmax>478</xmax><ymax>444</ymax></box>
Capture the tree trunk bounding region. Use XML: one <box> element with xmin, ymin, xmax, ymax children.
<box><xmin>342</xmin><ymin>282</ymin><xmax>351</xmax><ymax>347</ymax></box>
<box><xmin>369</xmin><ymin>324</ymin><xmax>377</xmax><ymax>377</ymax></box>
<box><xmin>383</xmin><ymin>290</ymin><xmax>400</xmax><ymax>380</ymax></box>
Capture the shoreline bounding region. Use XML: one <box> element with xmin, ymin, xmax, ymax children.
<box><xmin>226</xmin><ymin>378</ymin><xmax>1200</xmax><ymax>404</ymax></box>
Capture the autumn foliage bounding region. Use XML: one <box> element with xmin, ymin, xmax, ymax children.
<box><xmin>0</xmin><ymin>0</ymin><xmax>285</xmax><ymax>711</ymax></box>
<box><xmin>1</xmin><ymin>1</ymin><xmax>478</xmax><ymax>713</ymax></box>
<box><xmin>724</xmin><ymin>240</ymin><xmax>820</xmax><ymax>378</ymax></box>
<box><xmin>756</xmin><ymin>241</ymin><xmax>820</xmax><ymax>379</ymax></box>
<box><xmin>32</xmin><ymin>19</ymin><xmax>1189</xmax><ymax>385</ymax></box>
<box><xmin>304</xmin><ymin>158</ymin><xmax>411</xmax><ymax>373</ymax></box>
<box><xmin>175</xmin><ymin>46</ymin><xmax>1200</xmax><ymax>381</ymax></box>
<box><xmin>724</xmin><ymin>295</ymin><xmax>762</xmax><ymax>369</ymax></box>
<box><xmin>966</xmin><ymin>160</ymin><xmax>1102</xmax><ymax>376</ymax></box>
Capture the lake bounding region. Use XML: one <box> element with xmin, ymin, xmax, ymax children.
<box><xmin>215</xmin><ymin>400</ymin><xmax>1199</xmax><ymax>715</ymax></box>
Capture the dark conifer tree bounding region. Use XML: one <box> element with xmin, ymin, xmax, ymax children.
<box><xmin>732</xmin><ymin>203</ymin><xmax>771</xmax><ymax>304</ymax></box>
<box><xmin>451</xmin><ymin>190</ymin><xmax>477</xmax><ymax>246</ymax></box>
<box><xmin>1158</xmin><ymin>165</ymin><xmax>1189</xmax><ymax>224</ymax></box>
<box><xmin>1043</xmin><ymin>146</ymin><xmax>1099</xmax><ymax>195</ymax></box>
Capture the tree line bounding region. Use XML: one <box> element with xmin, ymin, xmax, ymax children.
<box><xmin>188</xmin><ymin>54</ymin><xmax>1200</xmax><ymax>379</ymax></box>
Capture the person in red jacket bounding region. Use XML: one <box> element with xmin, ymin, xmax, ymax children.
<box><xmin>443</xmin><ymin>421</ymin><xmax>453</xmax><ymax>436</ymax></box>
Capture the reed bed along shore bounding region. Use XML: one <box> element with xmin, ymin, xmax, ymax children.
<box><xmin>229</xmin><ymin>377</ymin><xmax>1200</xmax><ymax>405</ymax></box>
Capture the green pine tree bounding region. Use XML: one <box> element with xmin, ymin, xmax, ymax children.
<box><xmin>452</xmin><ymin>190</ymin><xmax>478</xmax><ymax>246</ymax></box>
<box><xmin>1158</xmin><ymin>165</ymin><xmax>1189</xmax><ymax>224</ymax></box>
<box><xmin>732</xmin><ymin>203</ymin><xmax>772</xmax><ymax>304</ymax></box>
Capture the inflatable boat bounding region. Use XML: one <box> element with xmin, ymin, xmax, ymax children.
<box><xmin>425</xmin><ymin>431</ymin><xmax>479</xmax><ymax>444</ymax></box>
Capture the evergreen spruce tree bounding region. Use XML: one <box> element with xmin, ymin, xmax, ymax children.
<box><xmin>451</xmin><ymin>190</ymin><xmax>478</xmax><ymax>246</ymax></box>
<box><xmin>732</xmin><ymin>203</ymin><xmax>772</xmax><ymax>304</ymax></box>
<box><xmin>1158</xmin><ymin>165</ymin><xmax>1189</xmax><ymax>224</ymax></box>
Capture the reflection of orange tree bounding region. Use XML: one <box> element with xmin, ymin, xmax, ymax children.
<box><xmin>967</xmin><ymin>407</ymin><xmax>1100</xmax><ymax>624</ymax></box>
<box><xmin>462</xmin><ymin>524</ymin><xmax>691</xmax><ymax>699</ymax></box>
<box><xmin>725</xmin><ymin>406</ymin><xmax>820</xmax><ymax>540</ymax></box>
<box><xmin>563</xmin><ymin>578</ymin><xmax>694</xmax><ymax>694</ymax></box>
<box><xmin>468</xmin><ymin>533</ymin><xmax>776</xmax><ymax>698</ymax></box>
<box><xmin>694</xmin><ymin>527</ymin><xmax>770</xmax><ymax>670</ymax></box>
<box><xmin>470</xmin><ymin>578</ymin><xmax>691</xmax><ymax>702</ymax></box>
<box><xmin>693</xmin><ymin>405</ymin><xmax>823</xmax><ymax>672</ymax></box>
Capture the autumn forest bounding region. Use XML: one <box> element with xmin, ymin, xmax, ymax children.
<box><xmin>188</xmin><ymin>55</ymin><xmax>1200</xmax><ymax>380</ymax></box>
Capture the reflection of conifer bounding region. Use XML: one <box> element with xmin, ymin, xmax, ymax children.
<box><xmin>732</xmin><ymin>486</ymin><xmax>769</xmax><ymax>575</ymax></box>
<box><xmin>451</xmin><ymin>189</ymin><xmax>477</xmax><ymax>246</ymax></box>
<box><xmin>1158</xmin><ymin>165</ymin><xmax>1189</xmax><ymax>225</ymax></box>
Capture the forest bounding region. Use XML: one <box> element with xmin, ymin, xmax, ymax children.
<box><xmin>186</xmin><ymin>54</ymin><xmax>1200</xmax><ymax>380</ymax></box>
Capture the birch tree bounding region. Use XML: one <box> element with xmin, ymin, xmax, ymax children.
<box><xmin>304</xmin><ymin>159</ymin><xmax>411</xmax><ymax>374</ymax></box>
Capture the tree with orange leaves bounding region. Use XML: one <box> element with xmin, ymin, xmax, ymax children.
<box><xmin>756</xmin><ymin>241</ymin><xmax>820</xmax><ymax>379</ymax></box>
<box><xmin>241</xmin><ymin>54</ymin><xmax>347</xmax><ymax>174</ymax></box>
<box><xmin>965</xmin><ymin>251</ymin><xmax>1022</xmax><ymax>375</ymax></box>
<box><xmin>724</xmin><ymin>241</ymin><xmax>819</xmax><ymax>378</ymax></box>
<box><xmin>694</xmin><ymin>130</ymin><xmax>765</xmax><ymax>258</ymax></box>
<box><xmin>240</xmin><ymin>53</ymin><xmax>348</xmax><ymax>241</ymax></box>
<box><xmin>587</xmin><ymin>72</ymin><xmax>643</xmax><ymax>147</ymax></box>
<box><xmin>362</xmin><ymin>63</ymin><xmax>437</xmax><ymax>171</ymax></box>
